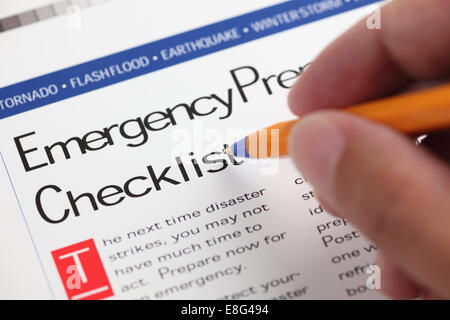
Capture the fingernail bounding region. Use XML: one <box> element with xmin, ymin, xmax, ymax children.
<box><xmin>289</xmin><ymin>113</ymin><xmax>346</xmax><ymax>198</ymax></box>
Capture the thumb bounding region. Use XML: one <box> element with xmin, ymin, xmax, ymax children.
<box><xmin>289</xmin><ymin>111</ymin><xmax>450</xmax><ymax>297</ymax></box>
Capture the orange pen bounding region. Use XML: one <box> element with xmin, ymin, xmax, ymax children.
<box><xmin>224</xmin><ymin>83</ymin><xmax>450</xmax><ymax>159</ymax></box>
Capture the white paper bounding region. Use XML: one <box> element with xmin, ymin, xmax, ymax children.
<box><xmin>0</xmin><ymin>0</ymin><xmax>386</xmax><ymax>299</ymax></box>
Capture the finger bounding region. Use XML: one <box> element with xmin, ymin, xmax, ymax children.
<box><xmin>376</xmin><ymin>251</ymin><xmax>420</xmax><ymax>299</ymax></box>
<box><xmin>288</xmin><ymin>0</ymin><xmax>450</xmax><ymax>114</ymax></box>
<box><xmin>421</xmin><ymin>290</ymin><xmax>448</xmax><ymax>300</ymax></box>
<box><xmin>377</xmin><ymin>251</ymin><xmax>448</xmax><ymax>300</ymax></box>
<box><xmin>316</xmin><ymin>192</ymin><xmax>341</xmax><ymax>216</ymax></box>
<box><xmin>289</xmin><ymin>111</ymin><xmax>450</xmax><ymax>297</ymax></box>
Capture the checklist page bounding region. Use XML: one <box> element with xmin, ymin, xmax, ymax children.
<box><xmin>0</xmin><ymin>0</ymin><xmax>386</xmax><ymax>299</ymax></box>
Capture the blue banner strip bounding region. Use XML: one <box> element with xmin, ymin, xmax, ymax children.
<box><xmin>0</xmin><ymin>0</ymin><xmax>381</xmax><ymax>120</ymax></box>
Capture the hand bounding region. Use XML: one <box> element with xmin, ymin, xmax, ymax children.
<box><xmin>288</xmin><ymin>0</ymin><xmax>450</xmax><ymax>299</ymax></box>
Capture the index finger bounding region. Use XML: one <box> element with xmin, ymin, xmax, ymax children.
<box><xmin>288</xmin><ymin>0</ymin><xmax>450</xmax><ymax>115</ymax></box>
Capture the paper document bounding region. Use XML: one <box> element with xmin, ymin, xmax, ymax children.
<box><xmin>0</xmin><ymin>0</ymin><xmax>385</xmax><ymax>299</ymax></box>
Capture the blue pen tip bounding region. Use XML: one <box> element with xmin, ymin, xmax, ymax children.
<box><xmin>233</xmin><ymin>137</ymin><xmax>250</xmax><ymax>158</ymax></box>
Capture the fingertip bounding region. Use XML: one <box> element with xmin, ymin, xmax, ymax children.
<box><xmin>287</xmin><ymin>68</ymin><xmax>311</xmax><ymax>115</ymax></box>
<box><xmin>289</xmin><ymin>112</ymin><xmax>347</xmax><ymax>198</ymax></box>
<box><xmin>287</xmin><ymin>59</ymin><xmax>329</xmax><ymax>116</ymax></box>
<box><xmin>316</xmin><ymin>192</ymin><xmax>342</xmax><ymax>217</ymax></box>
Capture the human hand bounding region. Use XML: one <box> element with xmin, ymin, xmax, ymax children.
<box><xmin>288</xmin><ymin>0</ymin><xmax>450</xmax><ymax>299</ymax></box>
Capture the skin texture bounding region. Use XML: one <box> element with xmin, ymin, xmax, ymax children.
<box><xmin>288</xmin><ymin>0</ymin><xmax>450</xmax><ymax>299</ymax></box>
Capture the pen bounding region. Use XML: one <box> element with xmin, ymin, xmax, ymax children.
<box><xmin>224</xmin><ymin>83</ymin><xmax>450</xmax><ymax>159</ymax></box>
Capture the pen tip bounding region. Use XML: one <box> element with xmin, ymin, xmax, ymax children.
<box><xmin>223</xmin><ymin>145</ymin><xmax>233</xmax><ymax>156</ymax></box>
